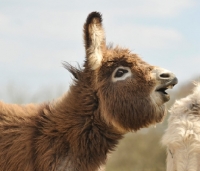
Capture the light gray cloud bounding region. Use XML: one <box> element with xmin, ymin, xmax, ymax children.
<box><xmin>119</xmin><ymin>0</ymin><xmax>195</xmax><ymax>18</ymax></box>
<box><xmin>106</xmin><ymin>24</ymin><xmax>183</xmax><ymax>50</ymax></box>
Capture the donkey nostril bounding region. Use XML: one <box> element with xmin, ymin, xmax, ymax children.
<box><xmin>160</xmin><ymin>73</ymin><xmax>170</xmax><ymax>78</ymax></box>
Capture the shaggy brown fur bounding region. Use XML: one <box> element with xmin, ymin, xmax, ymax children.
<box><xmin>0</xmin><ymin>12</ymin><xmax>178</xmax><ymax>171</ymax></box>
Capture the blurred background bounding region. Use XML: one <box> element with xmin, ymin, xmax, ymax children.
<box><xmin>0</xmin><ymin>0</ymin><xmax>200</xmax><ymax>170</ymax></box>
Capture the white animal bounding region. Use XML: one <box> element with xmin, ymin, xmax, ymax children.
<box><xmin>162</xmin><ymin>82</ymin><xmax>200</xmax><ymax>171</ymax></box>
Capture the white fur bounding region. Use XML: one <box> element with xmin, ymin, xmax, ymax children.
<box><xmin>88</xmin><ymin>23</ymin><xmax>105</xmax><ymax>70</ymax></box>
<box><xmin>162</xmin><ymin>82</ymin><xmax>200</xmax><ymax>171</ymax></box>
<box><xmin>56</xmin><ymin>157</ymin><xmax>105</xmax><ymax>171</ymax></box>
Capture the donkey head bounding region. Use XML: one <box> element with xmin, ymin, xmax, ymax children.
<box><xmin>68</xmin><ymin>12</ymin><xmax>178</xmax><ymax>133</ymax></box>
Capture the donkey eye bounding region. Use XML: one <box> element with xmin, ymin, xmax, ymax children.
<box><xmin>114</xmin><ymin>69</ymin><xmax>128</xmax><ymax>78</ymax></box>
<box><xmin>112</xmin><ymin>66</ymin><xmax>132</xmax><ymax>82</ymax></box>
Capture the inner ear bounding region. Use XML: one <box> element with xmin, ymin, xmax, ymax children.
<box><xmin>83</xmin><ymin>11</ymin><xmax>106</xmax><ymax>70</ymax></box>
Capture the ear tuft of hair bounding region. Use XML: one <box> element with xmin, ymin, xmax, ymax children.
<box><xmin>85</xmin><ymin>11</ymin><xmax>102</xmax><ymax>26</ymax></box>
<box><xmin>62</xmin><ymin>62</ymin><xmax>81</xmax><ymax>80</ymax></box>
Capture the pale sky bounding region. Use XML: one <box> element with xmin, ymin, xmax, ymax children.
<box><xmin>0</xmin><ymin>0</ymin><xmax>200</xmax><ymax>101</ymax></box>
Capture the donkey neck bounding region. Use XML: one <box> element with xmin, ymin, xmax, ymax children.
<box><xmin>41</xmin><ymin>80</ymin><xmax>123</xmax><ymax>171</ymax></box>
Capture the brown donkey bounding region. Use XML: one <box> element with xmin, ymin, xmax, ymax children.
<box><xmin>0</xmin><ymin>12</ymin><xmax>178</xmax><ymax>171</ymax></box>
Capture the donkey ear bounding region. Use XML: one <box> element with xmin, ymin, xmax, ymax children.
<box><xmin>83</xmin><ymin>12</ymin><xmax>106</xmax><ymax>70</ymax></box>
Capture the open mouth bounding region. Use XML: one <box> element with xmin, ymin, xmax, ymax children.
<box><xmin>156</xmin><ymin>86</ymin><xmax>172</xmax><ymax>95</ymax></box>
<box><xmin>155</xmin><ymin>78</ymin><xmax>178</xmax><ymax>101</ymax></box>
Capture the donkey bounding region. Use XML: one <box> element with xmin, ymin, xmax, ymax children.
<box><xmin>0</xmin><ymin>12</ymin><xmax>178</xmax><ymax>171</ymax></box>
<box><xmin>162</xmin><ymin>82</ymin><xmax>200</xmax><ymax>171</ymax></box>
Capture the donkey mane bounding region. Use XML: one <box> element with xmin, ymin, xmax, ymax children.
<box><xmin>0</xmin><ymin>11</ymin><xmax>177</xmax><ymax>171</ymax></box>
<box><xmin>63</xmin><ymin>62</ymin><xmax>82</xmax><ymax>80</ymax></box>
